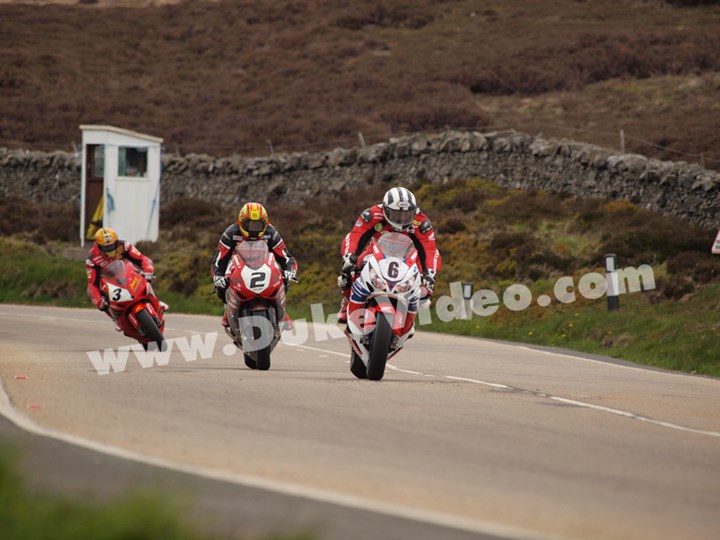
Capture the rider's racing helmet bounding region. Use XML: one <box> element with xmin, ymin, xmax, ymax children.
<box><xmin>382</xmin><ymin>187</ymin><xmax>417</xmax><ymax>231</ymax></box>
<box><xmin>95</xmin><ymin>227</ymin><xmax>120</xmax><ymax>258</ymax></box>
<box><xmin>238</xmin><ymin>202</ymin><xmax>269</xmax><ymax>240</ymax></box>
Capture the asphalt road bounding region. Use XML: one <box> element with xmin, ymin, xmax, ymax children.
<box><xmin>1</xmin><ymin>304</ymin><xmax>719</xmax><ymax>540</ymax></box>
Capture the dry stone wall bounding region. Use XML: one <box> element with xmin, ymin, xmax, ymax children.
<box><xmin>1</xmin><ymin>130</ymin><xmax>718</xmax><ymax>229</ymax></box>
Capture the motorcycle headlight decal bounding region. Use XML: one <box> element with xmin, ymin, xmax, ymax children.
<box><xmin>394</xmin><ymin>276</ymin><xmax>414</xmax><ymax>293</ymax></box>
<box><xmin>369</xmin><ymin>266</ymin><xmax>386</xmax><ymax>290</ymax></box>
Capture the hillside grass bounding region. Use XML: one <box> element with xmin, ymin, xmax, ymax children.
<box><xmin>2</xmin><ymin>179</ymin><xmax>720</xmax><ymax>377</ymax></box>
<box><xmin>0</xmin><ymin>0</ymin><xmax>719</xmax><ymax>168</ymax></box>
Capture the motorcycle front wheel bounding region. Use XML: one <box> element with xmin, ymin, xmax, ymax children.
<box><xmin>244</xmin><ymin>310</ymin><xmax>271</xmax><ymax>371</ymax></box>
<box><xmin>136</xmin><ymin>308</ymin><xmax>165</xmax><ymax>351</ymax></box>
<box><xmin>350</xmin><ymin>349</ymin><xmax>368</xmax><ymax>379</ymax></box>
<box><xmin>367</xmin><ymin>312</ymin><xmax>392</xmax><ymax>381</ymax></box>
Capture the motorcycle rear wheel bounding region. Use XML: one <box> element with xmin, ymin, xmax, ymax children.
<box><xmin>136</xmin><ymin>308</ymin><xmax>165</xmax><ymax>351</ymax></box>
<box><xmin>367</xmin><ymin>312</ymin><xmax>392</xmax><ymax>381</ymax></box>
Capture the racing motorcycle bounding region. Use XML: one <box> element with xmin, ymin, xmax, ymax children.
<box><xmin>344</xmin><ymin>233</ymin><xmax>422</xmax><ymax>381</ymax></box>
<box><xmin>224</xmin><ymin>241</ymin><xmax>289</xmax><ymax>370</ymax></box>
<box><xmin>100</xmin><ymin>259</ymin><xmax>166</xmax><ymax>351</ymax></box>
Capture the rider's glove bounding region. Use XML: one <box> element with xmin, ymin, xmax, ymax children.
<box><xmin>337</xmin><ymin>273</ymin><xmax>351</xmax><ymax>290</ymax></box>
<box><xmin>422</xmin><ymin>269</ymin><xmax>436</xmax><ymax>295</ymax></box>
<box><xmin>98</xmin><ymin>298</ymin><xmax>109</xmax><ymax>312</ymax></box>
<box><xmin>284</xmin><ymin>269</ymin><xmax>298</xmax><ymax>283</ymax></box>
<box><xmin>213</xmin><ymin>275</ymin><xmax>228</xmax><ymax>289</ymax></box>
<box><xmin>142</xmin><ymin>271</ymin><xmax>155</xmax><ymax>282</ymax></box>
<box><xmin>341</xmin><ymin>253</ymin><xmax>358</xmax><ymax>274</ymax></box>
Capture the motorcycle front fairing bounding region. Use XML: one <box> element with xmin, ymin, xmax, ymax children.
<box><xmin>101</xmin><ymin>260</ymin><xmax>165</xmax><ymax>340</ymax></box>
<box><xmin>225</xmin><ymin>242</ymin><xmax>284</xmax><ymax>351</ymax></box>
<box><xmin>345</xmin><ymin>235</ymin><xmax>421</xmax><ymax>366</ymax></box>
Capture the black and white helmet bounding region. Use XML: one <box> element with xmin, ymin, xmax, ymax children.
<box><xmin>382</xmin><ymin>187</ymin><xmax>417</xmax><ymax>231</ymax></box>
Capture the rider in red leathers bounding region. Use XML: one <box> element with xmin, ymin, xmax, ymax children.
<box><xmin>211</xmin><ymin>202</ymin><xmax>298</xmax><ymax>330</ymax></box>
<box><xmin>86</xmin><ymin>228</ymin><xmax>165</xmax><ymax>327</ymax></box>
<box><xmin>338</xmin><ymin>187</ymin><xmax>441</xmax><ymax>330</ymax></box>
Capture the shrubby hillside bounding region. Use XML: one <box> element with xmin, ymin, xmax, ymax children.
<box><xmin>0</xmin><ymin>0</ymin><xmax>719</xmax><ymax>169</ymax></box>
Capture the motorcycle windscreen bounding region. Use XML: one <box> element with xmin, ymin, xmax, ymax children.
<box><xmin>236</xmin><ymin>241</ymin><xmax>269</xmax><ymax>270</ymax></box>
<box><xmin>376</xmin><ymin>233</ymin><xmax>415</xmax><ymax>260</ymax></box>
<box><xmin>100</xmin><ymin>259</ymin><xmax>128</xmax><ymax>286</ymax></box>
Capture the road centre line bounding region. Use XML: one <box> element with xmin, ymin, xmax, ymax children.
<box><xmin>550</xmin><ymin>397</ymin><xmax>720</xmax><ymax>438</ymax></box>
<box><xmin>445</xmin><ymin>376</ymin><xmax>512</xmax><ymax>390</ymax></box>
<box><xmin>298</xmin><ymin>345</ymin><xmax>720</xmax><ymax>440</ymax></box>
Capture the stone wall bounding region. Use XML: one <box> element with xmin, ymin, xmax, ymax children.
<box><xmin>1</xmin><ymin>130</ymin><xmax>718</xmax><ymax>229</ymax></box>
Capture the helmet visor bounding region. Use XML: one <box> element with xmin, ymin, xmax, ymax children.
<box><xmin>385</xmin><ymin>208</ymin><xmax>415</xmax><ymax>228</ymax></box>
<box><xmin>241</xmin><ymin>219</ymin><xmax>266</xmax><ymax>237</ymax></box>
<box><xmin>99</xmin><ymin>241</ymin><xmax>119</xmax><ymax>255</ymax></box>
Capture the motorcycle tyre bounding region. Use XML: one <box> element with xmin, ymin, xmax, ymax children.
<box><xmin>350</xmin><ymin>349</ymin><xmax>368</xmax><ymax>379</ymax></box>
<box><xmin>252</xmin><ymin>315</ymin><xmax>271</xmax><ymax>371</ymax></box>
<box><xmin>243</xmin><ymin>353</ymin><xmax>257</xmax><ymax>369</ymax></box>
<box><xmin>136</xmin><ymin>308</ymin><xmax>165</xmax><ymax>351</ymax></box>
<box><xmin>367</xmin><ymin>312</ymin><xmax>392</xmax><ymax>381</ymax></box>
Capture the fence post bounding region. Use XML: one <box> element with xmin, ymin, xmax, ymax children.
<box><xmin>357</xmin><ymin>132</ymin><xmax>366</xmax><ymax>148</ymax></box>
<box><xmin>605</xmin><ymin>254</ymin><xmax>620</xmax><ymax>311</ymax></box>
<box><xmin>619</xmin><ymin>129</ymin><xmax>625</xmax><ymax>153</ymax></box>
<box><xmin>462</xmin><ymin>282</ymin><xmax>474</xmax><ymax>320</ymax></box>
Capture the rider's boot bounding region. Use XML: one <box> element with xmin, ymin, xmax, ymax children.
<box><xmin>337</xmin><ymin>296</ymin><xmax>349</xmax><ymax>324</ymax></box>
<box><xmin>282</xmin><ymin>313</ymin><xmax>294</xmax><ymax>332</ymax></box>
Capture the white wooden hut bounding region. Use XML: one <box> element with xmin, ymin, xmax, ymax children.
<box><xmin>79</xmin><ymin>125</ymin><xmax>163</xmax><ymax>245</ymax></box>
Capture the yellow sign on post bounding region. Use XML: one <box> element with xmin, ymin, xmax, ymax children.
<box><xmin>85</xmin><ymin>196</ymin><xmax>104</xmax><ymax>240</ymax></box>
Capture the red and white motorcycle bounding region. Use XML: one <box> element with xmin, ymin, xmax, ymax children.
<box><xmin>224</xmin><ymin>241</ymin><xmax>289</xmax><ymax>370</ymax></box>
<box><xmin>345</xmin><ymin>233</ymin><xmax>423</xmax><ymax>381</ymax></box>
<box><xmin>100</xmin><ymin>259</ymin><xmax>166</xmax><ymax>351</ymax></box>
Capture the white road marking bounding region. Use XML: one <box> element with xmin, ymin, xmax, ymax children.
<box><xmin>0</xmin><ymin>311</ymin><xmax>106</xmax><ymax>325</ymax></box>
<box><xmin>0</xmin><ymin>379</ymin><xmax>553</xmax><ymax>540</ymax></box>
<box><xmin>550</xmin><ymin>397</ymin><xmax>720</xmax><ymax>438</ymax></box>
<box><xmin>445</xmin><ymin>375</ymin><xmax>512</xmax><ymax>390</ymax></box>
<box><xmin>293</xmin><ymin>343</ymin><xmax>350</xmax><ymax>358</ymax></box>
<box><xmin>294</xmin><ymin>345</ymin><xmax>720</xmax><ymax>440</ymax></box>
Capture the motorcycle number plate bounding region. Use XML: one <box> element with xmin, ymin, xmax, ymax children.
<box><xmin>379</xmin><ymin>258</ymin><xmax>409</xmax><ymax>281</ymax></box>
<box><xmin>109</xmin><ymin>286</ymin><xmax>133</xmax><ymax>302</ymax></box>
<box><xmin>241</xmin><ymin>266</ymin><xmax>271</xmax><ymax>293</ymax></box>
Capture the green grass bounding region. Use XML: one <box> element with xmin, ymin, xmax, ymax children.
<box><xmin>0</xmin><ymin>447</ymin><xmax>316</xmax><ymax>540</ymax></box>
<box><xmin>0</xmin><ymin>237</ymin><xmax>89</xmax><ymax>307</ymax></box>
<box><xmin>0</xmin><ymin>449</ymin><xmax>203</xmax><ymax>540</ymax></box>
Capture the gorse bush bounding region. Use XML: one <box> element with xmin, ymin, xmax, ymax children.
<box><xmin>0</xmin><ymin>198</ymin><xmax>77</xmax><ymax>242</ymax></box>
<box><xmin>445</xmin><ymin>32</ymin><xmax>720</xmax><ymax>95</ymax></box>
<box><xmin>664</xmin><ymin>0</ymin><xmax>720</xmax><ymax>6</ymax></box>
